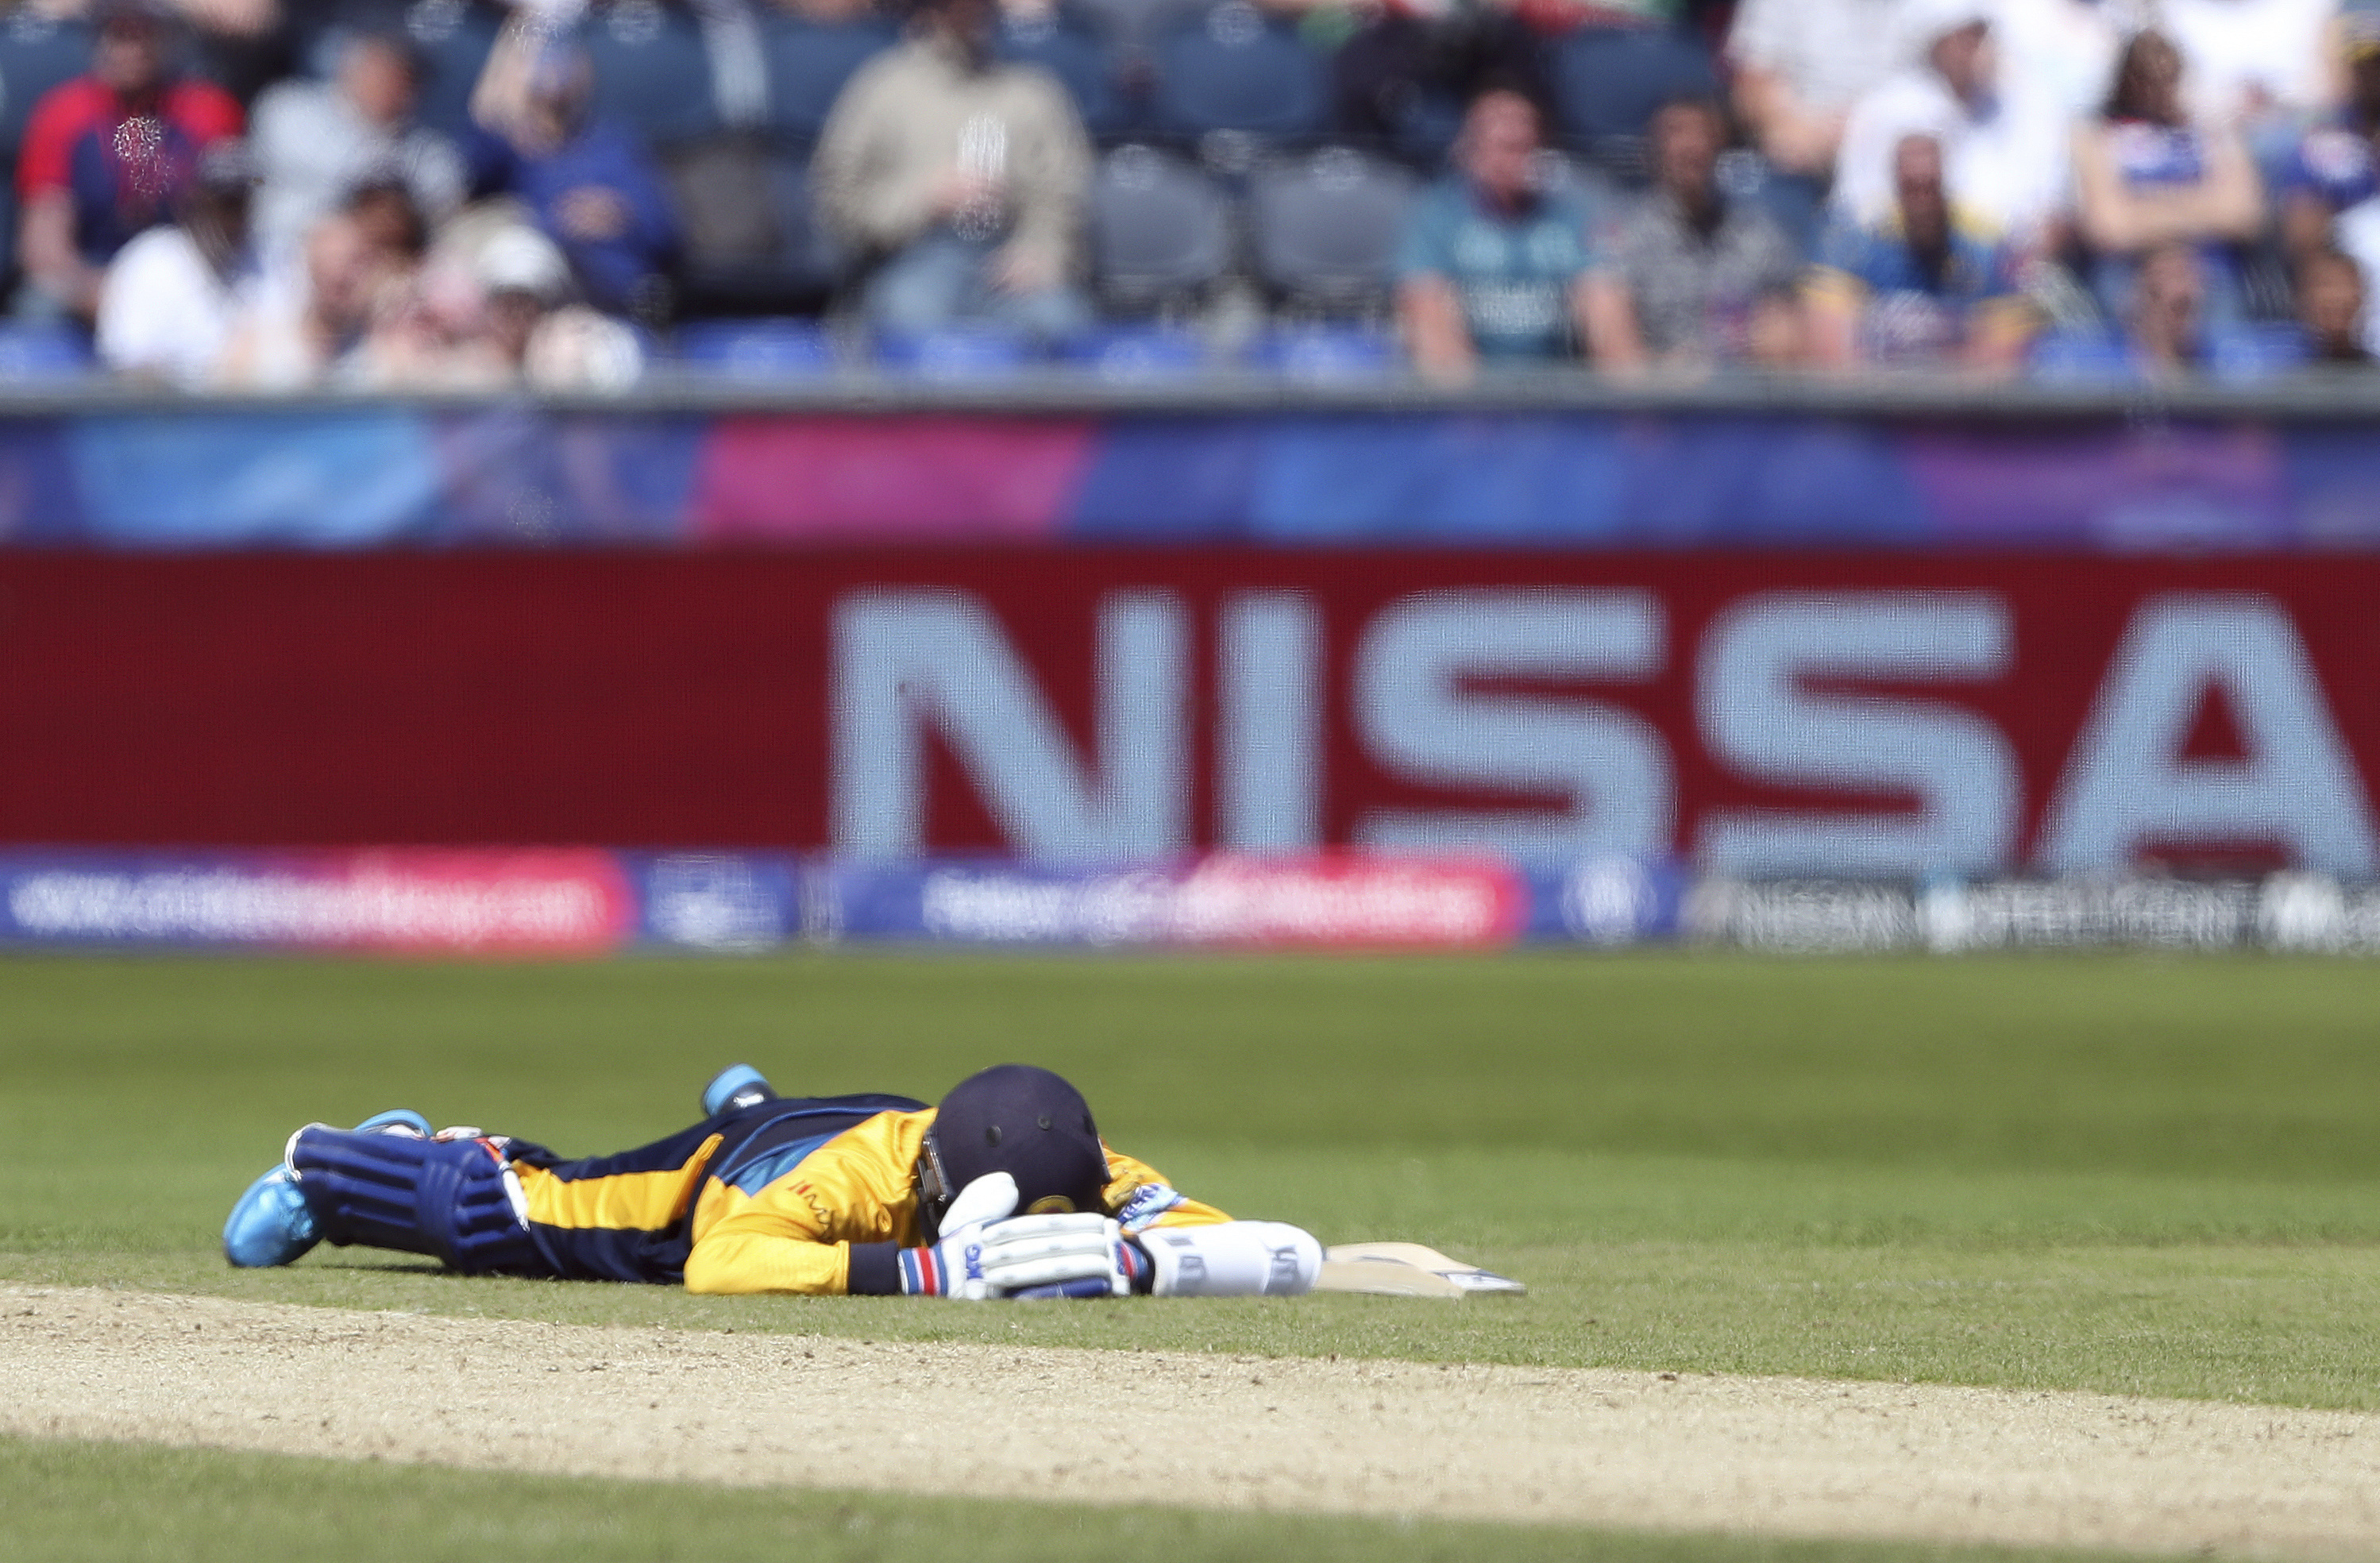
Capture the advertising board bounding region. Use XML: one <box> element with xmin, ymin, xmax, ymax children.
<box><xmin>0</xmin><ymin>551</ymin><xmax>2373</xmax><ymax>878</ymax></box>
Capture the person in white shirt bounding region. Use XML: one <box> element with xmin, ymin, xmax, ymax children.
<box><xmin>249</xmin><ymin>29</ymin><xmax>465</xmax><ymax>268</ymax></box>
<box><xmin>1726</xmin><ymin>0</ymin><xmax>1911</xmax><ymax>179</ymax></box>
<box><xmin>2156</xmin><ymin>0</ymin><xmax>2340</xmax><ymax>132</ymax></box>
<box><xmin>96</xmin><ymin>140</ymin><xmax>262</xmax><ymax>386</ymax></box>
<box><xmin>1831</xmin><ymin>0</ymin><xmax>2073</xmax><ymax>250</ymax></box>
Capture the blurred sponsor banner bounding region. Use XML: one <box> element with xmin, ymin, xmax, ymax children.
<box><xmin>6</xmin><ymin>552</ymin><xmax>2378</xmax><ymax>880</ymax></box>
<box><xmin>0</xmin><ymin>849</ymin><xmax>638</xmax><ymax>953</ymax></box>
<box><xmin>1695</xmin><ymin>873</ymin><xmax>2380</xmax><ymax>954</ymax></box>
<box><xmin>817</xmin><ymin>855</ymin><xmax>1534</xmax><ymax>947</ymax></box>
<box><xmin>0</xmin><ymin>843</ymin><xmax>2374</xmax><ymax>955</ymax></box>
<box><xmin>6</xmin><ymin>406</ymin><xmax>2380</xmax><ymax>549</ymax></box>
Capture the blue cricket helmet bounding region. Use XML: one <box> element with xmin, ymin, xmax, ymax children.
<box><xmin>920</xmin><ymin>1064</ymin><xmax>1107</xmax><ymax>1234</ymax></box>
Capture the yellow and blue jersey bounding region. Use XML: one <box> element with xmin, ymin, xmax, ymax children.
<box><xmin>499</xmin><ymin>1094</ymin><xmax>1228</xmax><ymax>1295</ymax></box>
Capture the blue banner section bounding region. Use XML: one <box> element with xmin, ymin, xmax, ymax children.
<box><xmin>627</xmin><ymin>852</ymin><xmax>804</xmax><ymax>951</ymax></box>
<box><xmin>5</xmin><ymin>847</ymin><xmax>2376</xmax><ymax>955</ymax></box>
<box><xmin>1518</xmin><ymin>857</ymin><xmax>1692</xmax><ymax>946</ymax></box>
<box><xmin>2</xmin><ymin>402</ymin><xmax>2379</xmax><ymax>548</ymax></box>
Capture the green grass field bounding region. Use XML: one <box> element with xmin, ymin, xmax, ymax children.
<box><xmin>5</xmin><ymin>950</ymin><xmax>2379</xmax><ymax>1558</ymax></box>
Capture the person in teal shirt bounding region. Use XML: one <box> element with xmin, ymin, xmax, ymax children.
<box><xmin>1395</xmin><ymin>88</ymin><xmax>1602</xmax><ymax>376</ymax></box>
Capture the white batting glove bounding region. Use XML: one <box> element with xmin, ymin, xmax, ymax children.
<box><xmin>899</xmin><ymin>1171</ymin><xmax>1018</xmax><ymax>1299</ymax></box>
<box><xmin>974</xmin><ymin>1213</ymin><xmax>1132</xmax><ymax>1298</ymax></box>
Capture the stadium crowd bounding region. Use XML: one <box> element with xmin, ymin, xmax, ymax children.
<box><xmin>2</xmin><ymin>0</ymin><xmax>2377</xmax><ymax>387</ymax></box>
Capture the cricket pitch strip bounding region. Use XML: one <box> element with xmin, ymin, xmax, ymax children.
<box><xmin>6</xmin><ymin>1283</ymin><xmax>2378</xmax><ymax>1557</ymax></box>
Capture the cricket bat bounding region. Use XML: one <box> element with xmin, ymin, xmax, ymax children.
<box><xmin>1314</xmin><ymin>1241</ymin><xmax>1526</xmax><ymax>1299</ymax></box>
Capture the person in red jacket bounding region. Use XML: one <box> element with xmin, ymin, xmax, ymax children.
<box><xmin>15</xmin><ymin>0</ymin><xmax>244</xmax><ymax>323</ymax></box>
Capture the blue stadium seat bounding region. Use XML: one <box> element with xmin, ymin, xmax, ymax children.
<box><xmin>1087</xmin><ymin>145</ymin><xmax>1231</xmax><ymax>312</ymax></box>
<box><xmin>1059</xmin><ymin>323</ymin><xmax>1210</xmax><ymax>378</ymax></box>
<box><xmin>1070</xmin><ymin>0</ymin><xmax>1175</xmax><ymax>50</ymax></box>
<box><xmin>1247</xmin><ymin>147</ymin><xmax>1417</xmax><ymax>313</ymax></box>
<box><xmin>665</xmin><ymin>138</ymin><xmax>848</xmax><ymax>312</ymax></box>
<box><xmin>758</xmin><ymin>12</ymin><xmax>899</xmax><ymax>148</ymax></box>
<box><xmin>1245</xmin><ymin>322</ymin><xmax>1401</xmax><ymax>380</ymax></box>
<box><xmin>580</xmin><ymin>0</ymin><xmax>721</xmax><ymax>145</ymax></box>
<box><xmin>997</xmin><ymin>12</ymin><xmax>1132</xmax><ymax>141</ymax></box>
<box><xmin>675</xmin><ymin>318</ymin><xmax>839</xmax><ymax>378</ymax></box>
<box><xmin>874</xmin><ymin>326</ymin><xmax>1039</xmax><ymax>378</ymax></box>
<box><xmin>1549</xmin><ymin>25</ymin><xmax>1719</xmax><ymax>172</ymax></box>
<box><xmin>396</xmin><ymin>0</ymin><xmax>507</xmax><ymax>143</ymax></box>
<box><xmin>1147</xmin><ymin>2</ymin><xmax>1326</xmax><ymax>146</ymax></box>
<box><xmin>0</xmin><ymin>11</ymin><xmax>93</xmax><ymax>157</ymax></box>
<box><xmin>0</xmin><ymin>321</ymin><xmax>95</xmax><ymax>380</ymax></box>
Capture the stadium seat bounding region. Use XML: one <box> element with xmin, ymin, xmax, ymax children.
<box><xmin>1549</xmin><ymin>25</ymin><xmax>1719</xmax><ymax>175</ymax></box>
<box><xmin>1069</xmin><ymin>0</ymin><xmax>1178</xmax><ymax>50</ymax></box>
<box><xmin>1087</xmin><ymin>145</ymin><xmax>1232</xmax><ymax>314</ymax></box>
<box><xmin>396</xmin><ymin>0</ymin><xmax>507</xmax><ymax>143</ymax></box>
<box><xmin>665</xmin><ymin>140</ymin><xmax>847</xmax><ymax>314</ymax></box>
<box><xmin>1244</xmin><ymin>322</ymin><xmax>1402</xmax><ymax>380</ymax></box>
<box><xmin>674</xmin><ymin>318</ymin><xmax>839</xmax><ymax>379</ymax></box>
<box><xmin>0</xmin><ymin>322</ymin><xmax>96</xmax><ymax>380</ymax></box>
<box><xmin>997</xmin><ymin>11</ymin><xmax>1133</xmax><ymax>142</ymax></box>
<box><xmin>0</xmin><ymin>11</ymin><xmax>94</xmax><ymax>157</ymax></box>
<box><xmin>579</xmin><ymin>0</ymin><xmax>722</xmax><ymax>145</ymax></box>
<box><xmin>1059</xmin><ymin>322</ymin><xmax>1211</xmax><ymax>378</ymax></box>
<box><xmin>1146</xmin><ymin>2</ymin><xmax>1326</xmax><ymax>148</ymax></box>
<box><xmin>874</xmin><ymin>326</ymin><xmax>1039</xmax><ymax>379</ymax></box>
<box><xmin>758</xmin><ymin>11</ymin><xmax>900</xmax><ymax>148</ymax></box>
<box><xmin>1247</xmin><ymin>147</ymin><xmax>1417</xmax><ymax>314</ymax></box>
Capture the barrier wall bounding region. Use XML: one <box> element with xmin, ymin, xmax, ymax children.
<box><xmin>6</xmin><ymin>394</ymin><xmax>2380</xmax><ymax>548</ymax></box>
<box><xmin>2</xmin><ymin>846</ymin><xmax>2370</xmax><ymax>955</ymax></box>
<box><xmin>3</xmin><ymin>551</ymin><xmax>2374</xmax><ymax>876</ymax></box>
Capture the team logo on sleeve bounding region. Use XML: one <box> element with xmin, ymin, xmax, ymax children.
<box><xmin>1115</xmin><ymin>1183</ymin><xmax>1186</xmax><ymax>1233</ymax></box>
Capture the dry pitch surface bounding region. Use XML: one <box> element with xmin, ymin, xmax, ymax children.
<box><xmin>7</xmin><ymin>1284</ymin><xmax>2379</xmax><ymax>1557</ymax></box>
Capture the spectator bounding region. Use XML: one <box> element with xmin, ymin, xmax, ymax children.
<box><xmin>1333</xmin><ymin>2</ymin><xmax>1547</xmax><ymax>168</ymax></box>
<box><xmin>812</xmin><ymin>0</ymin><xmax>1093</xmax><ymax>342</ymax></box>
<box><xmin>2031</xmin><ymin>238</ymin><xmax>2289</xmax><ymax>379</ymax></box>
<box><xmin>1831</xmin><ymin>0</ymin><xmax>2070</xmax><ymax>253</ymax></box>
<box><xmin>1742</xmin><ymin>281</ymin><xmax>1811</xmax><ymax>370</ymax></box>
<box><xmin>354</xmin><ymin>222</ymin><xmax>646</xmax><ymax>391</ymax></box>
<box><xmin>2122</xmin><ymin>239</ymin><xmax>2220</xmax><ymax>377</ymax></box>
<box><xmin>1806</xmin><ymin>132</ymin><xmax>2039</xmax><ymax>373</ymax></box>
<box><xmin>1994</xmin><ymin>0</ymin><xmax>2137</xmax><ymax>121</ymax></box>
<box><xmin>14</xmin><ymin>0</ymin><xmax>245</xmax><ymax>322</ymax></box>
<box><xmin>341</xmin><ymin>171</ymin><xmax>433</xmax><ymax>265</ymax></box>
<box><xmin>248</xmin><ymin>29</ymin><xmax>465</xmax><ymax>267</ymax></box>
<box><xmin>468</xmin><ymin>22</ymin><xmax>681</xmax><ymax>319</ymax></box>
<box><xmin>1394</xmin><ymin>87</ymin><xmax>1599</xmax><ymax>380</ymax></box>
<box><xmin>214</xmin><ymin>210</ymin><xmax>388</xmax><ymax>388</ymax></box>
<box><xmin>2158</xmin><ymin>0</ymin><xmax>2340</xmax><ymax>136</ymax></box>
<box><xmin>1725</xmin><ymin>0</ymin><xmax>1908</xmax><ymax>181</ymax></box>
<box><xmin>95</xmin><ymin>137</ymin><xmax>260</xmax><ymax>384</ymax></box>
<box><xmin>2293</xmin><ymin>242</ymin><xmax>2373</xmax><ymax>358</ymax></box>
<box><xmin>2277</xmin><ymin>14</ymin><xmax>2380</xmax><ymax>260</ymax></box>
<box><xmin>1582</xmin><ymin>95</ymin><xmax>1803</xmax><ymax>372</ymax></box>
<box><xmin>2073</xmin><ymin>29</ymin><xmax>2265</xmax><ymax>322</ymax></box>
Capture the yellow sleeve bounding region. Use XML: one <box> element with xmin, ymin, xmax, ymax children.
<box><xmin>683</xmin><ymin>1110</ymin><xmax>932</xmax><ymax>1296</ymax></box>
<box><xmin>1101</xmin><ymin>1144</ymin><xmax>1230</xmax><ymax>1230</ymax></box>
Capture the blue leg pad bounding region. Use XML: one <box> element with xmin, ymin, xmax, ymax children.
<box><xmin>290</xmin><ymin>1128</ymin><xmax>542</xmax><ymax>1275</ymax></box>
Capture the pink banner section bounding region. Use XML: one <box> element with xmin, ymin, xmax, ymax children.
<box><xmin>0</xmin><ymin>850</ymin><xmax>635</xmax><ymax>955</ymax></box>
<box><xmin>689</xmin><ymin>416</ymin><xmax>1096</xmax><ymax>542</ymax></box>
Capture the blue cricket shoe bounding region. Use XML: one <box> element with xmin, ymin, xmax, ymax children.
<box><xmin>222</xmin><ymin>1110</ymin><xmax>430</xmax><ymax>1268</ymax></box>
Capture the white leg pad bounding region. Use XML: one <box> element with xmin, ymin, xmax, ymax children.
<box><xmin>1142</xmin><ymin>1221</ymin><xmax>1322</xmax><ymax>1297</ymax></box>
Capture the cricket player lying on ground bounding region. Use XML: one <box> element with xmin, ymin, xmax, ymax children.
<box><xmin>222</xmin><ymin>1063</ymin><xmax>1321</xmax><ymax>1300</ymax></box>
